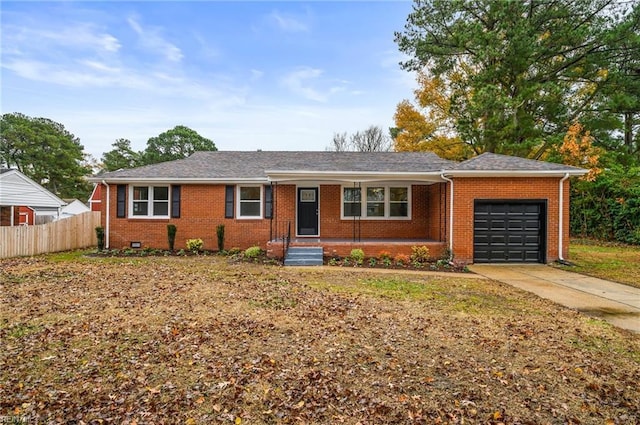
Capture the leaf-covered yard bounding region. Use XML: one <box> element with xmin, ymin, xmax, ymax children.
<box><xmin>1</xmin><ymin>254</ymin><xmax>639</xmax><ymax>424</ymax></box>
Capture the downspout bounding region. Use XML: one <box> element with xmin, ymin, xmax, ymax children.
<box><xmin>558</xmin><ymin>173</ymin><xmax>570</xmax><ymax>262</ymax></box>
<box><xmin>440</xmin><ymin>173</ymin><xmax>454</xmax><ymax>260</ymax></box>
<box><xmin>102</xmin><ymin>180</ymin><xmax>110</xmax><ymax>249</ymax></box>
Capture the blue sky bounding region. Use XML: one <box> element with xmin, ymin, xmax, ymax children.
<box><xmin>1</xmin><ymin>1</ymin><xmax>417</xmax><ymax>161</ymax></box>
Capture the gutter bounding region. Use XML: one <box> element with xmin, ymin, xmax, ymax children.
<box><xmin>440</xmin><ymin>173</ymin><xmax>454</xmax><ymax>259</ymax></box>
<box><xmin>102</xmin><ymin>180</ymin><xmax>110</xmax><ymax>249</ymax></box>
<box><xmin>558</xmin><ymin>173</ymin><xmax>570</xmax><ymax>262</ymax></box>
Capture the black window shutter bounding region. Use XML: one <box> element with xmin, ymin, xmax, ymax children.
<box><xmin>116</xmin><ymin>185</ymin><xmax>126</xmax><ymax>218</ymax></box>
<box><xmin>264</xmin><ymin>185</ymin><xmax>273</xmax><ymax>219</ymax></box>
<box><xmin>171</xmin><ymin>185</ymin><xmax>181</xmax><ymax>218</ymax></box>
<box><xmin>225</xmin><ymin>185</ymin><xmax>234</xmax><ymax>218</ymax></box>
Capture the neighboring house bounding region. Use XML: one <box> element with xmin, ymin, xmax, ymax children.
<box><xmin>89</xmin><ymin>151</ymin><xmax>587</xmax><ymax>264</ymax></box>
<box><xmin>88</xmin><ymin>184</ymin><xmax>102</xmax><ymax>212</ymax></box>
<box><xmin>0</xmin><ymin>169</ymin><xmax>66</xmax><ymax>226</ymax></box>
<box><xmin>60</xmin><ymin>199</ymin><xmax>91</xmax><ymax>219</ymax></box>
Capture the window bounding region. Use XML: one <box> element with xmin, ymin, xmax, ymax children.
<box><xmin>342</xmin><ymin>185</ymin><xmax>410</xmax><ymax>219</ymax></box>
<box><xmin>343</xmin><ymin>187</ymin><xmax>361</xmax><ymax>217</ymax></box>
<box><xmin>130</xmin><ymin>186</ymin><xmax>170</xmax><ymax>218</ymax></box>
<box><xmin>238</xmin><ymin>186</ymin><xmax>262</xmax><ymax>218</ymax></box>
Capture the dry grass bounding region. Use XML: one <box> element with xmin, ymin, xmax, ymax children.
<box><xmin>1</xmin><ymin>253</ymin><xmax>639</xmax><ymax>424</ymax></box>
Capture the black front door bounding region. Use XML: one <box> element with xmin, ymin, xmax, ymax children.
<box><xmin>297</xmin><ymin>187</ymin><xmax>319</xmax><ymax>236</ymax></box>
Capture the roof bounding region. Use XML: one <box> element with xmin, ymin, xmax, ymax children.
<box><xmin>92</xmin><ymin>151</ymin><xmax>458</xmax><ymax>183</ymax></box>
<box><xmin>0</xmin><ymin>169</ymin><xmax>67</xmax><ymax>208</ymax></box>
<box><xmin>454</xmin><ymin>152</ymin><xmax>585</xmax><ymax>171</ymax></box>
<box><xmin>90</xmin><ymin>150</ymin><xmax>587</xmax><ymax>184</ymax></box>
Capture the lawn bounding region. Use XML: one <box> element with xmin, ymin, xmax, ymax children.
<box><xmin>1</xmin><ymin>253</ymin><xmax>639</xmax><ymax>424</ymax></box>
<box><xmin>563</xmin><ymin>240</ymin><xmax>640</xmax><ymax>289</ymax></box>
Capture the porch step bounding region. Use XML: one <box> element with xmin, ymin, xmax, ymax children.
<box><xmin>284</xmin><ymin>246</ymin><xmax>324</xmax><ymax>266</ymax></box>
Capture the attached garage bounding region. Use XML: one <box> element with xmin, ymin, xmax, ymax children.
<box><xmin>473</xmin><ymin>200</ymin><xmax>546</xmax><ymax>263</ymax></box>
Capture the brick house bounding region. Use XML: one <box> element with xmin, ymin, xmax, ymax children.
<box><xmin>89</xmin><ymin>151</ymin><xmax>586</xmax><ymax>264</ymax></box>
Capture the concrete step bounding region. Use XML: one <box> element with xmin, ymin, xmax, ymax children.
<box><xmin>284</xmin><ymin>247</ymin><xmax>323</xmax><ymax>266</ymax></box>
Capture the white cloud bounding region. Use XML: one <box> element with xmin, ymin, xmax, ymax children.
<box><xmin>127</xmin><ymin>15</ymin><xmax>183</xmax><ymax>62</ymax></box>
<box><xmin>5</xmin><ymin>23</ymin><xmax>121</xmax><ymax>55</ymax></box>
<box><xmin>268</xmin><ymin>10</ymin><xmax>309</xmax><ymax>33</ymax></box>
<box><xmin>250</xmin><ymin>69</ymin><xmax>264</xmax><ymax>82</ymax></box>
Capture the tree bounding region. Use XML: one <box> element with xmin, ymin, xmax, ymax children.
<box><xmin>393</xmin><ymin>72</ymin><xmax>470</xmax><ymax>160</ymax></box>
<box><xmin>0</xmin><ymin>113</ymin><xmax>92</xmax><ymax>199</ymax></box>
<box><xmin>328</xmin><ymin>125</ymin><xmax>391</xmax><ymax>152</ymax></box>
<box><xmin>395</xmin><ymin>0</ymin><xmax>635</xmax><ymax>158</ymax></box>
<box><xmin>142</xmin><ymin>125</ymin><xmax>216</xmax><ymax>164</ymax></box>
<box><xmin>101</xmin><ymin>139</ymin><xmax>142</xmax><ymax>171</ymax></box>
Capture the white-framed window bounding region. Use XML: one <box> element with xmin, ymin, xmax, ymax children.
<box><xmin>130</xmin><ymin>186</ymin><xmax>170</xmax><ymax>218</ymax></box>
<box><xmin>342</xmin><ymin>185</ymin><xmax>410</xmax><ymax>219</ymax></box>
<box><xmin>237</xmin><ymin>185</ymin><xmax>263</xmax><ymax>218</ymax></box>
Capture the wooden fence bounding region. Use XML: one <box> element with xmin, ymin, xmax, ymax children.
<box><xmin>0</xmin><ymin>211</ymin><xmax>101</xmax><ymax>259</ymax></box>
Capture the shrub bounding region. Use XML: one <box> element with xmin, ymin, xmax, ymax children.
<box><xmin>410</xmin><ymin>245</ymin><xmax>430</xmax><ymax>264</ymax></box>
<box><xmin>95</xmin><ymin>226</ymin><xmax>105</xmax><ymax>251</ymax></box>
<box><xmin>328</xmin><ymin>257</ymin><xmax>340</xmax><ymax>266</ymax></box>
<box><xmin>216</xmin><ymin>224</ymin><xmax>225</xmax><ymax>252</ymax></box>
<box><xmin>378</xmin><ymin>250</ymin><xmax>392</xmax><ymax>260</ymax></box>
<box><xmin>350</xmin><ymin>248</ymin><xmax>365</xmax><ymax>265</ymax></box>
<box><xmin>167</xmin><ymin>224</ymin><xmax>177</xmax><ymax>251</ymax></box>
<box><xmin>394</xmin><ymin>254</ymin><xmax>410</xmax><ymax>266</ymax></box>
<box><xmin>186</xmin><ymin>238</ymin><xmax>204</xmax><ymax>254</ymax></box>
<box><xmin>228</xmin><ymin>247</ymin><xmax>242</xmax><ymax>256</ymax></box>
<box><xmin>368</xmin><ymin>257</ymin><xmax>377</xmax><ymax>267</ymax></box>
<box><xmin>382</xmin><ymin>257</ymin><xmax>392</xmax><ymax>267</ymax></box>
<box><xmin>244</xmin><ymin>246</ymin><xmax>262</xmax><ymax>258</ymax></box>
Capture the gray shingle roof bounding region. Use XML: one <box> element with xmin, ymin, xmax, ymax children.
<box><xmin>94</xmin><ymin>150</ymin><xmax>586</xmax><ymax>182</ymax></box>
<box><xmin>98</xmin><ymin>151</ymin><xmax>458</xmax><ymax>180</ymax></box>
<box><xmin>453</xmin><ymin>152</ymin><xmax>585</xmax><ymax>172</ymax></box>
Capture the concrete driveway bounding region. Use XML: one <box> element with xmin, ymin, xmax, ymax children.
<box><xmin>468</xmin><ymin>264</ymin><xmax>640</xmax><ymax>334</ymax></box>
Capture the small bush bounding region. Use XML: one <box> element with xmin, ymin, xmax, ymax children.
<box><xmin>244</xmin><ymin>246</ymin><xmax>263</xmax><ymax>258</ymax></box>
<box><xmin>167</xmin><ymin>224</ymin><xmax>177</xmax><ymax>251</ymax></box>
<box><xmin>228</xmin><ymin>247</ymin><xmax>242</xmax><ymax>256</ymax></box>
<box><xmin>368</xmin><ymin>257</ymin><xmax>377</xmax><ymax>267</ymax></box>
<box><xmin>382</xmin><ymin>257</ymin><xmax>392</xmax><ymax>267</ymax></box>
<box><xmin>216</xmin><ymin>224</ymin><xmax>225</xmax><ymax>252</ymax></box>
<box><xmin>350</xmin><ymin>248</ymin><xmax>365</xmax><ymax>265</ymax></box>
<box><xmin>95</xmin><ymin>226</ymin><xmax>105</xmax><ymax>251</ymax></box>
<box><xmin>394</xmin><ymin>254</ymin><xmax>410</xmax><ymax>266</ymax></box>
<box><xmin>328</xmin><ymin>257</ymin><xmax>340</xmax><ymax>266</ymax></box>
<box><xmin>378</xmin><ymin>250</ymin><xmax>392</xmax><ymax>261</ymax></box>
<box><xmin>410</xmin><ymin>245</ymin><xmax>430</xmax><ymax>264</ymax></box>
<box><xmin>186</xmin><ymin>238</ymin><xmax>204</xmax><ymax>254</ymax></box>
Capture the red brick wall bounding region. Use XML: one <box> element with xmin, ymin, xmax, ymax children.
<box><xmin>101</xmin><ymin>183</ymin><xmax>443</xmax><ymax>250</ymax></box>
<box><xmin>450</xmin><ymin>177</ymin><xmax>570</xmax><ymax>263</ymax></box>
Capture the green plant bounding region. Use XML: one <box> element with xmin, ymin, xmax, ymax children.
<box><xmin>410</xmin><ymin>245</ymin><xmax>430</xmax><ymax>264</ymax></box>
<box><xmin>186</xmin><ymin>238</ymin><xmax>204</xmax><ymax>254</ymax></box>
<box><xmin>95</xmin><ymin>226</ymin><xmax>105</xmax><ymax>251</ymax></box>
<box><xmin>328</xmin><ymin>257</ymin><xmax>340</xmax><ymax>266</ymax></box>
<box><xmin>350</xmin><ymin>248</ymin><xmax>365</xmax><ymax>265</ymax></box>
<box><xmin>167</xmin><ymin>224</ymin><xmax>177</xmax><ymax>251</ymax></box>
<box><xmin>382</xmin><ymin>257</ymin><xmax>392</xmax><ymax>267</ymax></box>
<box><xmin>177</xmin><ymin>249</ymin><xmax>186</xmax><ymax>256</ymax></box>
<box><xmin>244</xmin><ymin>246</ymin><xmax>262</xmax><ymax>258</ymax></box>
<box><xmin>216</xmin><ymin>224</ymin><xmax>225</xmax><ymax>252</ymax></box>
<box><xmin>368</xmin><ymin>257</ymin><xmax>377</xmax><ymax>267</ymax></box>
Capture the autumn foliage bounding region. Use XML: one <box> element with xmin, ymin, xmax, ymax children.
<box><xmin>556</xmin><ymin>122</ymin><xmax>603</xmax><ymax>181</ymax></box>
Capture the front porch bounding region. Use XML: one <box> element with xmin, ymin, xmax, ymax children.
<box><xmin>266</xmin><ymin>237</ymin><xmax>447</xmax><ymax>261</ymax></box>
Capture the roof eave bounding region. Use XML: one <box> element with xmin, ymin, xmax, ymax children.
<box><xmin>87</xmin><ymin>176</ymin><xmax>270</xmax><ymax>184</ymax></box>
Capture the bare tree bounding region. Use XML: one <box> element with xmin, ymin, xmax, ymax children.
<box><xmin>327</xmin><ymin>125</ymin><xmax>391</xmax><ymax>152</ymax></box>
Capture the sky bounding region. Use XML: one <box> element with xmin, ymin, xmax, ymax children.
<box><xmin>1</xmin><ymin>0</ymin><xmax>417</xmax><ymax>161</ymax></box>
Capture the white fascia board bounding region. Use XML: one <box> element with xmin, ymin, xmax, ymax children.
<box><xmin>87</xmin><ymin>177</ymin><xmax>270</xmax><ymax>185</ymax></box>
<box><xmin>442</xmin><ymin>169</ymin><xmax>589</xmax><ymax>178</ymax></box>
<box><xmin>265</xmin><ymin>170</ymin><xmax>445</xmax><ymax>183</ymax></box>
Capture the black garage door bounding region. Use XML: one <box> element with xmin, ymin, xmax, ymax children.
<box><xmin>474</xmin><ymin>201</ymin><xmax>546</xmax><ymax>263</ymax></box>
